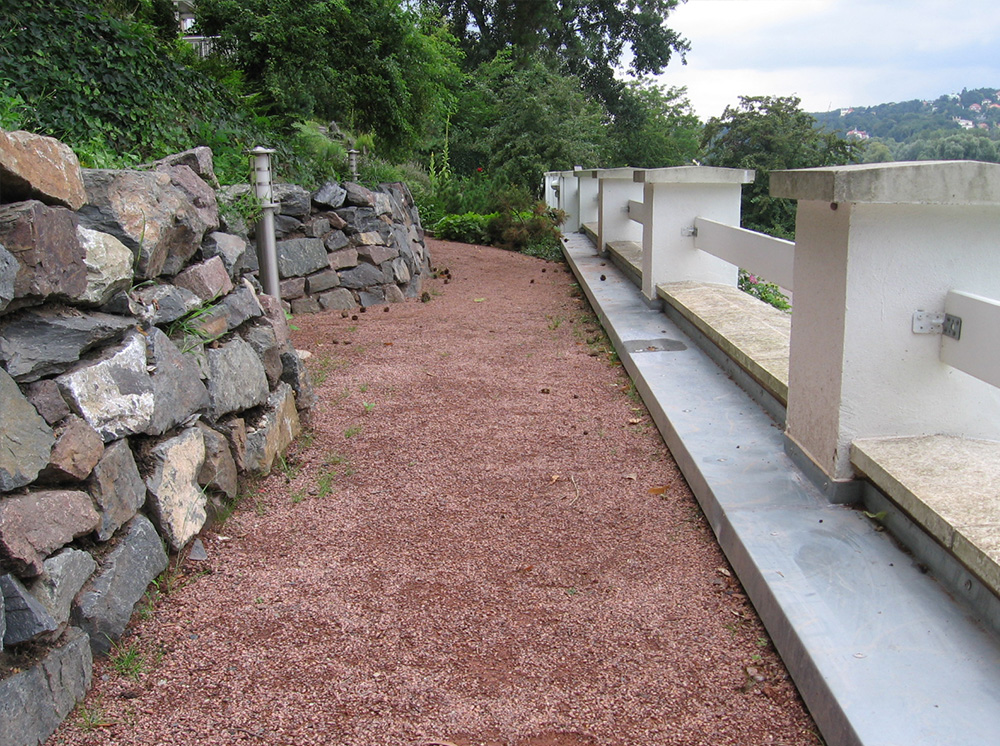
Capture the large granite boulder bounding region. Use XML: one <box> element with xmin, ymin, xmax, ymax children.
<box><xmin>56</xmin><ymin>330</ymin><xmax>154</xmax><ymax>442</ymax></box>
<box><xmin>0</xmin><ymin>489</ymin><xmax>99</xmax><ymax>577</ymax></box>
<box><xmin>0</xmin><ymin>305</ymin><xmax>134</xmax><ymax>382</ymax></box>
<box><xmin>78</xmin><ymin>168</ymin><xmax>217</xmax><ymax>280</ymax></box>
<box><xmin>277</xmin><ymin>237</ymin><xmax>327</xmax><ymax>278</ymax></box>
<box><xmin>88</xmin><ymin>439</ymin><xmax>146</xmax><ymax>542</ymax></box>
<box><xmin>0</xmin><ymin>201</ymin><xmax>86</xmax><ymax>305</ymax></box>
<box><xmin>0</xmin><ymin>130</ymin><xmax>87</xmax><ymax>210</ymax></box>
<box><xmin>0</xmin><ymin>367</ymin><xmax>55</xmax><ymax>492</ymax></box>
<box><xmin>72</xmin><ymin>514</ymin><xmax>167</xmax><ymax>655</ymax></box>
<box><xmin>0</xmin><ymin>627</ymin><xmax>92</xmax><ymax>746</ymax></box>
<box><xmin>142</xmin><ymin>427</ymin><xmax>207</xmax><ymax>551</ymax></box>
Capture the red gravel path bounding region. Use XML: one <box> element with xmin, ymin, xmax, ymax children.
<box><xmin>48</xmin><ymin>239</ymin><xmax>818</xmax><ymax>746</ymax></box>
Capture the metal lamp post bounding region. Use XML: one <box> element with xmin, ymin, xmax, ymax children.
<box><xmin>250</xmin><ymin>146</ymin><xmax>281</xmax><ymax>300</ymax></box>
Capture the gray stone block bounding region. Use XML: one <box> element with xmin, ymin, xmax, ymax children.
<box><xmin>273</xmin><ymin>183</ymin><xmax>311</xmax><ymax>218</ymax></box>
<box><xmin>313</xmin><ymin>181</ymin><xmax>347</xmax><ymax>209</ymax></box>
<box><xmin>338</xmin><ymin>262</ymin><xmax>385</xmax><ymax>289</ymax></box>
<box><xmin>241</xmin><ymin>322</ymin><xmax>283</xmax><ymax>387</ymax></box>
<box><xmin>0</xmin><ymin>627</ymin><xmax>92</xmax><ymax>746</ymax></box>
<box><xmin>218</xmin><ymin>283</ymin><xmax>263</xmax><ymax>331</ymax></box>
<box><xmin>72</xmin><ymin>513</ymin><xmax>168</xmax><ymax>655</ymax></box>
<box><xmin>245</xmin><ymin>383</ymin><xmax>301</xmax><ymax>475</ymax></box>
<box><xmin>324</xmin><ymin>229</ymin><xmax>350</xmax><ymax>252</ymax></box>
<box><xmin>290</xmin><ymin>296</ymin><xmax>322</xmax><ymax>315</ymax></box>
<box><xmin>0</xmin><ymin>305</ymin><xmax>134</xmax><ymax>383</ymax></box>
<box><xmin>205</xmin><ymin>337</ymin><xmax>269</xmax><ymax>420</ymax></box>
<box><xmin>145</xmin><ymin>327</ymin><xmax>210</xmax><ymax>436</ymax></box>
<box><xmin>0</xmin><ymin>367</ymin><xmax>54</xmax><ymax>492</ymax></box>
<box><xmin>88</xmin><ymin>439</ymin><xmax>146</xmax><ymax>542</ymax></box>
<box><xmin>202</xmin><ymin>231</ymin><xmax>249</xmax><ymax>279</ymax></box>
<box><xmin>280</xmin><ymin>347</ymin><xmax>317</xmax><ymax>411</ymax></box>
<box><xmin>57</xmin><ymin>331</ymin><xmax>154</xmax><ymax>442</ymax></box>
<box><xmin>196</xmin><ymin>422</ymin><xmax>238</xmax><ymax>499</ymax></box>
<box><xmin>306</xmin><ymin>269</ymin><xmax>340</xmax><ymax>294</ymax></box>
<box><xmin>172</xmin><ymin>255</ymin><xmax>234</xmax><ymax>301</ymax></box>
<box><xmin>0</xmin><ymin>489</ymin><xmax>99</xmax><ymax>577</ymax></box>
<box><xmin>29</xmin><ymin>549</ymin><xmax>97</xmax><ymax>628</ymax></box>
<box><xmin>143</xmin><ymin>427</ymin><xmax>207</xmax><ymax>551</ymax></box>
<box><xmin>318</xmin><ymin>288</ymin><xmax>357</xmax><ymax>312</ymax></box>
<box><xmin>132</xmin><ymin>282</ymin><xmax>202</xmax><ymax>326</ymax></box>
<box><xmin>359</xmin><ymin>288</ymin><xmax>386</xmax><ymax>307</ymax></box>
<box><xmin>277</xmin><ymin>237</ymin><xmax>327</xmax><ymax>279</ymax></box>
<box><xmin>273</xmin><ymin>213</ymin><xmax>302</xmax><ymax>239</ymax></box>
<box><xmin>343</xmin><ymin>181</ymin><xmax>375</xmax><ymax>208</ymax></box>
<box><xmin>1</xmin><ymin>574</ymin><xmax>58</xmax><ymax>645</ymax></box>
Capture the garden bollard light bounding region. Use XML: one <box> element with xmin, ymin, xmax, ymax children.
<box><xmin>250</xmin><ymin>146</ymin><xmax>281</xmax><ymax>300</ymax></box>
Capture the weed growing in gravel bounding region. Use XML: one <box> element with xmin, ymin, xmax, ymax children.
<box><xmin>76</xmin><ymin>695</ymin><xmax>112</xmax><ymax>731</ymax></box>
<box><xmin>291</xmin><ymin>490</ymin><xmax>307</xmax><ymax>504</ymax></box>
<box><xmin>362</xmin><ymin>402</ymin><xmax>376</xmax><ymax>413</ymax></box>
<box><xmin>359</xmin><ymin>383</ymin><xmax>369</xmax><ymax>393</ymax></box>
<box><xmin>277</xmin><ymin>454</ymin><xmax>300</xmax><ymax>481</ymax></box>
<box><xmin>110</xmin><ymin>640</ymin><xmax>148</xmax><ymax>681</ymax></box>
<box><xmin>316</xmin><ymin>470</ymin><xmax>336</xmax><ymax>499</ymax></box>
<box><xmin>254</xmin><ymin>497</ymin><xmax>268</xmax><ymax>517</ymax></box>
<box><xmin>344</xmin><ymin>425</ymin><xmax>363</xmax><ymax>439</ymax></box>
<box><xmin>547</xmin><ymin>314</ymin><xmax>564</xmax><ymax>330</ymax></box>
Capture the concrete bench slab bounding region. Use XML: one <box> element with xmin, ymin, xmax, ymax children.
<box><xmin>851</xmin><ymin>435</ymin><xmax>1000</xmax><ymax>596</ymax></box>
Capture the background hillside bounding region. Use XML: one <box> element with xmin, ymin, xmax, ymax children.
<box><xmin>811</xmin><ymin>87</ymin><xmax>1000</xmax><ymax>162</ymax></box>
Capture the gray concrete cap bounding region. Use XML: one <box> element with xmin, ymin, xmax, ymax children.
<box><xmin>634</xmin><ymin>166</ymin><xmax>755</xmax><ymax>185</ymax></box>
<box><xmin>770</xmin><ymin>160</ymin><xmax>1000</xmax><ymax>205</ymax></box>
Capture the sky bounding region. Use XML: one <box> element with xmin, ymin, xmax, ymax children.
<box><xmin>656</xmin><ymin>0</ymin><xmax>1000</xmax><ymax>120</ymax></box>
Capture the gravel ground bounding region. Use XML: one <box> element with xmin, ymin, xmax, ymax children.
<box><xmin>48</xmin><ymin>239</ymin><xmax>819</xmax><ymax>746</ymax></box>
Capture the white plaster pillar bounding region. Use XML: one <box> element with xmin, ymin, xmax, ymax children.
<box><xmin>634</xmin><ymin>167</ymin><xmax>753</xmax><ymax>301</ymax></box>
<box><xmin>557</xmin><ymin>171</ymin><xmax>582</xmax><ymax>232</ymax></box>
<box><xmin>772</xmin><ymin>161</ymin><xmax>1000</xmax><ymax>490</ymax></box>
<box><xmin>543</xmin><ymin>172</ymin><xmax>560</xmax><ymax>210</ymax></box>
<box><xmin>577</xmin><ymin>171</ymin><xmax>599</xmax><ymax>231</ymax></box>
<box><xmin>595</xmin><ymin>168</ymin><xmax>643</xmax><ymax>255</ymax></box>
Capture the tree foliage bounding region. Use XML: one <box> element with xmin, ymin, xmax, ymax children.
<box><xmin>701</xmin><ymin>95</ymin><xmax>859</xmax><ymax>238</ymax></box>
<box><xmin>448</xmin><ymin>52</ymin><xmax>608</xmax><ymax>190</ymax></box>
<box><xmin>196</xmin><ymin>0</ymin><xmax>464</xmax><ymax>157</ymax></box>
<box><xmin>607</xmin><ymin>79</ymin><xmax>700</xmax><ymax>167</ymax></box>
<box><xmin>0</xmin><ymin>0</ymin><xmax>270</xmax><ymax>178</ymax></box>
<box><xmin>428</xmin><ymin>0</ymin><xmax>689</xmax><ymax>110</ymax></box>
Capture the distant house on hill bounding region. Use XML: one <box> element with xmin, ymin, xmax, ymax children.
<box><xmin>970</xmin><ymin>103</ymin><xmax>983</xmax><ymax>113</ymax></box>
<box><xmin>846</xmin><ymin>129</ymin><xmax>870</xmax><ymax>140</ymax></box>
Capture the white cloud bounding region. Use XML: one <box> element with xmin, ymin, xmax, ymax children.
<box><xmin>658</xmin><ymin>0</ymin><xmax>1000</xmax><ymax>119</ymax></box>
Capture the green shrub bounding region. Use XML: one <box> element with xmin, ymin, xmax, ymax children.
<box><xmin>433</xmin><ymin>212</ymin><xmax>496</xmax><ymax>244</ymax></box>
<box><xmin>738</xmin><ymin>269</ymin><xmax>790</xmax><ymax>311</ymax></box>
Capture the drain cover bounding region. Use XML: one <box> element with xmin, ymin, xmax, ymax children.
<box><xmin>626</xmin><ymin>338</ymin><xmax>687</xmax><ymax>353</ymax></box>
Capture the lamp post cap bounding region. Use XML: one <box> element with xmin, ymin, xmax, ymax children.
<box><xmin>249</xmin><ymin>146</ymin><xmax>276</xmax><ymax>155</ymax></box>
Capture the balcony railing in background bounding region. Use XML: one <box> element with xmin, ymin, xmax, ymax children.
<box><xmin>545</xmin><ymin>160</ymin><xmax>1000</xmax><ymax>495</ymax></box>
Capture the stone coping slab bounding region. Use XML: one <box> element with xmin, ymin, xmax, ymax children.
<box><xmin>604</xmin><ymin>240</ymin><xmax>642</xmax><ymax>287</ymax></box>
<box><xmin>657</xmin><ymin>280</ymin><xmax>790</xmax><ymax>405</ymax></box>
<box><xmin>851</xmin><ymin>435</ymin><xmax>1000</xmax><ymax>596</ymax></box>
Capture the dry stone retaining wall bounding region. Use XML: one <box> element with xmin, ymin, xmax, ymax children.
<box><xmin>0</xmin><ymin>129</ymin><xmax>430</xmax><ymax>746</ymax></box>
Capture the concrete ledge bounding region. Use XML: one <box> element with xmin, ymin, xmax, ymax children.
<box><xmin>851</xmin><ymin>435</ymin><xmax>1000</xmax><ymax>597</ymax></box>
<box><xmin>605</xmin><ymin>240</ymin><xmax>642</xmax><ymax>287</ymax></box>
<box><xmin>563</xmin><ymin>231</ymin><xmax>1000</xmax><ymax>746</ymax></box>
<box><xmin>657</xmin><ymin>281</ymin><xmax>790</xmax><ymax>405</ymax></box>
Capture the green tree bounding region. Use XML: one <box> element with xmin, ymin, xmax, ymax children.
<box><xmin>701</xmin><ymin>95</ymin><xmax>859</xmax><ymax>238</ymax></box>
<box><xmin>449</xmin><ymin>52</ymin><xmax>608</xmax><ymax>191</ymax></box>
<box><xmin>196</xmin><ymin>0</ymin><xmax>464</xmax><ymax>157</ymax></box>
<box><xmin>428</xmin><ymin>0</ymin><xmax>689</xmax><ymax>112</ymax></box>
<box><xmin>607</xmin><ymin>79</ymin><xmax>701</xmax><ymax>168</ymax></box>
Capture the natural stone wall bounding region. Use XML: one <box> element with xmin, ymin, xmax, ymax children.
<box><xmin>0</xmin><ymin>129</ymin><xmax>430</xmax><ymax>746</ymax></box>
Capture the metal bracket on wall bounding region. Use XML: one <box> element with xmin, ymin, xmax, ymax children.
<box><xmin>912</xmin><ymin>310</ymin><xmax>962</xmax><ymax>340</ymax></box>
